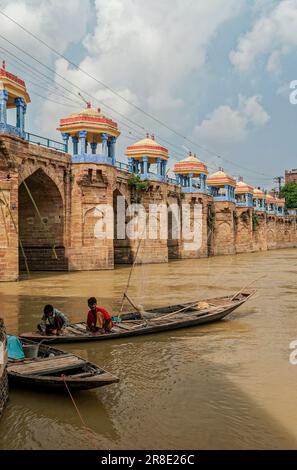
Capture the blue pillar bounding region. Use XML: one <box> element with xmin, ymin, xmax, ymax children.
<box><xmin>224</xmin><ymin>185</ymin><xmax>229</xmax><ymax>201</ymax></box>
<box><xmin>15</xmin><ymin>97</ymin><xmax>26</xmax><ymax>136</ymax></box>
<box><xmin>0</xmin><ymin>90</ymin><xmax>8</xmax><ymax>126</ymax></box>
<box><xmin>61</xmin><ymin>133</ymin><xmax>70</xmax><ymax>153</ymax></box>
<box><xmin>143</xmin><ymin>156</ymin><xmax>148</xmax><ymax>177</ymax></box>
<box><xmin>109</xmin><ymin>136</ymin><xmax>116</xmax><ymax>165</ymax></box>
<box><xmin>156</xmin><ymin>157</ymin><xmax>161</xmax><ymax>177</ymax></box>
<box><xmin>79</xmin><ymin>130</ymin><xmax>87</xmax><ymax>155</ymax></box>
<box><xmin>101</xmin><ymin>133</ymin><xmax>108</xmax><ymax>156</ymax></box>
<box><xmin>162</xmin><ymin>160</ymin><xmax>167</xmax><ymax>178</ymax></box>
<box><xmin>72</xmin><ymin>136</ymin><xmax>78</xmax><ymax>155</ymax></box>
<box><xmin>128</xmin><ymin>157</ymin><xmax>133</xmax><ymax>173</ymax></box>
<box><xmin>189</xmin><ymin>172</ymin><xmax>193</xmax><ymax>189</ymax></box>
<box><xmin>90</xmin><ymin>142</ymin><xmax>97</xmax><ymax>154</ymax></box>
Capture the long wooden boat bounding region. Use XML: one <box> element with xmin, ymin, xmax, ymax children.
<box><xmin>20</xmin><ymin>289</ymin><xmax>255</xmax><ymax>345</ymax></box>
<box><xmin>7</xmin><ymin>338</ymin><xmax>119</xmax><ymax>391</ymax></box>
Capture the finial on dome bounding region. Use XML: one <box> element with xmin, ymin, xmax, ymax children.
<box><xmin>238</xmin><ymin>176</ymin><xmax>243</xmax><ymax>182</ymax></box>
<box><xmin>189</xmin><ymin>151</ymin><xmax>192</xmax><ymax>156</ymax></box>
<box><xmin>219</xmin><ymin>166</ymin><xmax>224</xmax><ymax>172</ymax></box>
<box><xmin>146</xmin><ymin>132</ymin><xmax>149</xmax><ymax>139</ymax></box>
<box><xmin>151</xmin><ymin>133</ymin><xmax>155</xmax><ymax>141</ymax></box>
<box><xmin>2</xmin><ymin>60</ymin><xmax>5</xmax><ymax>70</ymax></box>
<box><xmin>97</xmin><ymin>108</ymin><xmax>101</xmax><ymax>113</ymax></box>
<box><xmin>86</xmin><ymin>101</ymin><xmax>91</xmax><ymax>109</ymax></box>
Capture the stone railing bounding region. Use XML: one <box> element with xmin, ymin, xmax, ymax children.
<box><xmin>25</xmin><ymin>132</ymin><xmax>67</xmax><ymax>153</ymax></box>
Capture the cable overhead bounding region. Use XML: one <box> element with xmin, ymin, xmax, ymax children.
<box><xmin>0</xmin><ymin>12</ymin><xmax>276</xmax><ymax>182</ymax></box>
<box><xmin>0</xmin><ymin>9</ymin><xmax>277</xmax><ymax>180</ymax></box>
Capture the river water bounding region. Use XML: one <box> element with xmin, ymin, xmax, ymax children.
<box><xmin>0</xmin><ymin>248</ymin><xmax>297</xmax><ymax>449</ymax></box>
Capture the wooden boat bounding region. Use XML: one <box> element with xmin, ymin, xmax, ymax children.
<box><xmin>7</xmin><ymin>338</ymin><xmax>119</xmax><ymax>391</ymax></box>
<box><xmin>20</xmin><ymin>289</ymin><xmax>255</xmax><ymax>344</ymax></box>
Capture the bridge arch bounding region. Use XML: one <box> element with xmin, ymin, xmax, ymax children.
<box><xmin>18</xmin><ymin>168</ymin><xmax>68</xmax><ymax>271</ymax></box>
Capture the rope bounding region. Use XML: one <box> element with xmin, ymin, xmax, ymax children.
<box><xmin>62</xmin><ymin>374</ymin><xmax>87</xmax><ymax>427</ymax></box>
<box><xmin>61</xmin><ymin>374</ymin><xmax>101</xmax><ymax>445</ymax></box>
<box><xmin>22</xmin><ymin>179</ymin><xmax>58</xmax><ymax>259</ymax></box>
<box><xmin>118</xmin><ymin>188</ymin><xmax>151</xmax><ymax>316</ymax></box>
<box><xmin>0</xmin><ymin>186</ymin><xmax>30</xmax><ymax>276</ymax></box>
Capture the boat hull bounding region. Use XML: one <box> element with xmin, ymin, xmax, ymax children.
<box><xmin>20</xmin><ymin>291</ymin><xmax>254</xmax><ymax>344</ymax></box>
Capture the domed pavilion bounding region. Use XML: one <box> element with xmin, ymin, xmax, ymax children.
<box><xmin>0</xmin><ymin>60</ymin><xmax>30</xmax><ymax>139</ymax></box>
<box><xmin>125</xmin><ymin>134</ymin><xmax>169</xmax><ymax>181</ymax></box>
<box><xmin>235</xmin><ymin>177</ymin><xmax>254</xmax><ymax>207</ymax></box>
<box><xmin>173</xmin><ymin>152</ymin><xmax>208</xmax><ymax>193</ymax></box>
<box><xmin>206</xmin><ymin>168</ymin><xmax>236</xmax><ymax>202</ymax></box>
<box><xmin>57</xmin><ymin>103</ymin><xmax>120</xmax><ymax>164</ymax></box>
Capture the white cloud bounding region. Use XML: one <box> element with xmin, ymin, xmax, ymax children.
<box><xmin>42</xmin><ymin>0</ymin><xmax>242</xmax><ymax>136</ymax></box>
<box><xmin>193</xmin><ymin>95</ymin><xmax>270</xmax><ymax>145</ymax></box>
<box><xmin>230</xmin><ymin>0</ymin><xmax>297</xmax><ymax>73</ymax></box>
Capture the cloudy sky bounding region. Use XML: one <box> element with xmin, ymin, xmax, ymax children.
<box><xmin>1</xmin><ymin>0</ymin><xmax>297</xmax><ymax>188</ymax></box>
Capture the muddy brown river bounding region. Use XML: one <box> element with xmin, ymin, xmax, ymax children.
<box><xmin>0</xmin><ymin>249</ymin><xmax>297</xmax><ymax>449</ymax></box>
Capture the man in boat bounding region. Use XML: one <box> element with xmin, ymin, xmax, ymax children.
<box><xmin>37</xmin><ymin>304</ymin><xmax>69</xmax><ymax>336</ymax></box>
<box><xmin>86</xmin><ymin>297</ymin><xmax>113</xmax><ymax>334</ymax></box>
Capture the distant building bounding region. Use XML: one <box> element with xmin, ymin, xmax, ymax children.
<box><xmin>285</xmin><ymin>169</ymin><xmax>297</xmax><ymax>184</ymax></box>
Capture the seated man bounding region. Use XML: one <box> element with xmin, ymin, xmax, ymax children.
<box><xmin>87</xmin><ymin>297</ymin><xmax>113</xmax><ymax>334</ymax></box>
<box><xmin>37</xmin><ymin>304</ymin><xmax>69</xmax><ymax>336</ymax></box>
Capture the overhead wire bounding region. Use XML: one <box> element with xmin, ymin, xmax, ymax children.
<box><xmin>0</xmin><ymin>9</ymin><xmax>277</xmax><ymax>181</ymax></box>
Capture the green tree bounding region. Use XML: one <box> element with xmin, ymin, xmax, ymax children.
<box><xmin>280</xmin><ymin>182</ymin><xmax>297</xmax><ymax>208</ymax></box>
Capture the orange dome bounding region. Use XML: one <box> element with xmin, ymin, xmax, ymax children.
<box><xmin>265</xmin><ymin>194</ymin><xmax>276</xmax><ymax>204</ymax></box>
<box><xmin>207</xmin><ymin>169</ymin><xmax>236</xmax><ymax>187</ymax></box>
<box><xmin>174</xmin><ymin>152</ymin><xmax>208</xmax><ymax>176</ymax></box>
<box><xmin>57</xmin><ymin>104</ymin><xmax>120</xmax><ymax>142</ymax></box>
<box><xmin>126</xmin><ymin>134</ymin><xmax>168</xmax><ymax>162</ymax></box>
<box><xmin>253</xmin><ymin>188</ymin><xmax>265</xmax><ymax>199</ymax></box>
<box><xmin>235</xmin><ymin>179</ymin><xmax>254</xmax><ymax>195</ymax></box>
<box><xmin>0</xmin><ymin>61</ymin><xmax>30</xmax><ymax>107</ymax></box>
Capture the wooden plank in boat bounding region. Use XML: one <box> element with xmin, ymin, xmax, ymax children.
<box><xmin>8</xmin><ymin>355</ymin><xmax>85</xmax><ymax>375</ymax></box>
<box><xmin>65</xmin><ymin>326</ymin><xmax>86</xmax><ymax>336</ymax></box>
<box><xmin>72</xmin><ymin>324</ymin><xmax>87</xmax><ymax>332</ymax></box>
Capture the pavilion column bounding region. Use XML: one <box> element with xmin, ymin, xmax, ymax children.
<box><xmin>128</xmin><ymin>157</ymin><xmax>133</xmax><ymax>173</ymax></box>
<box><xmin>61</xmin><ymin>132</ymin><xmax>70</xmax><ymax>153</ymax></box>
<box><xmin>109</xmin><ymin>136</ymin><xmax>116</xmax><ymax>165</ymax></box>
<box><xmin>72</xmin><ymin>136</ymin><xmax>78</xmax><ymax>155</ymax></box>
<box><xmin>101</xmin><ymin>133</ymin><xmax>108</xmax><ymax>156</ymax></box>
<box><xmin>202</xmin><ymin>174</ymin><xmax>207</xmax><ymax>192</ymax></box>
<box><xmin>156</xmin><ymin>157</ymin><xmax>161</xmax><ymax>177</ymax></box>
<box><xmin>17</xmin><ymin>100</ymin><xmax>26</xmax><ymax>138</ymax></box>
<box><xmin>143</xmin><ymin>156</ymin><xmax>148</xmax><ymax>177</ymax></box>
<box><xmin>90</xmin><ymin>142</ymin><xmax>97</xmax><ymax>154</ymax></box>
<box><xmin>162</xmin><ymin>160</ymin><xmax>167</xmax><ymax>178</ymax></box>
<box><xmin>0</xmin><ymin>90</ymin><xmax>8</xmax><ymax>126</ymax></box>
<box><xmin>79</xmin><ymin>130</ymin><xmax>87</xmax><ymax>155</ymax></box>
<box><xmin>224</xmin><ymin>185</ymin><xmax>229</xmax><ymax>201</ymax></box>
<box><xmin>188</xmin><ymin>172</ymin><xmax>193</xmax><ymax>189</ymax></box>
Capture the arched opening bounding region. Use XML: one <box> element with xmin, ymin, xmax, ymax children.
<box><xmin>18</xmin><ymin>169</ymin><xmax>68</xmax><ymax>271</ymax></box>
<box><xmin>113</xmin><ymin>189</ymin><xmax>132</xmax><ymax>264</ymax></box>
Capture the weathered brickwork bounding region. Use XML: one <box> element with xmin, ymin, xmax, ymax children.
<box><xmin>0</xmin><ymin>133</ymin><xmax>296</xmax><ymax>281</ymax></box>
